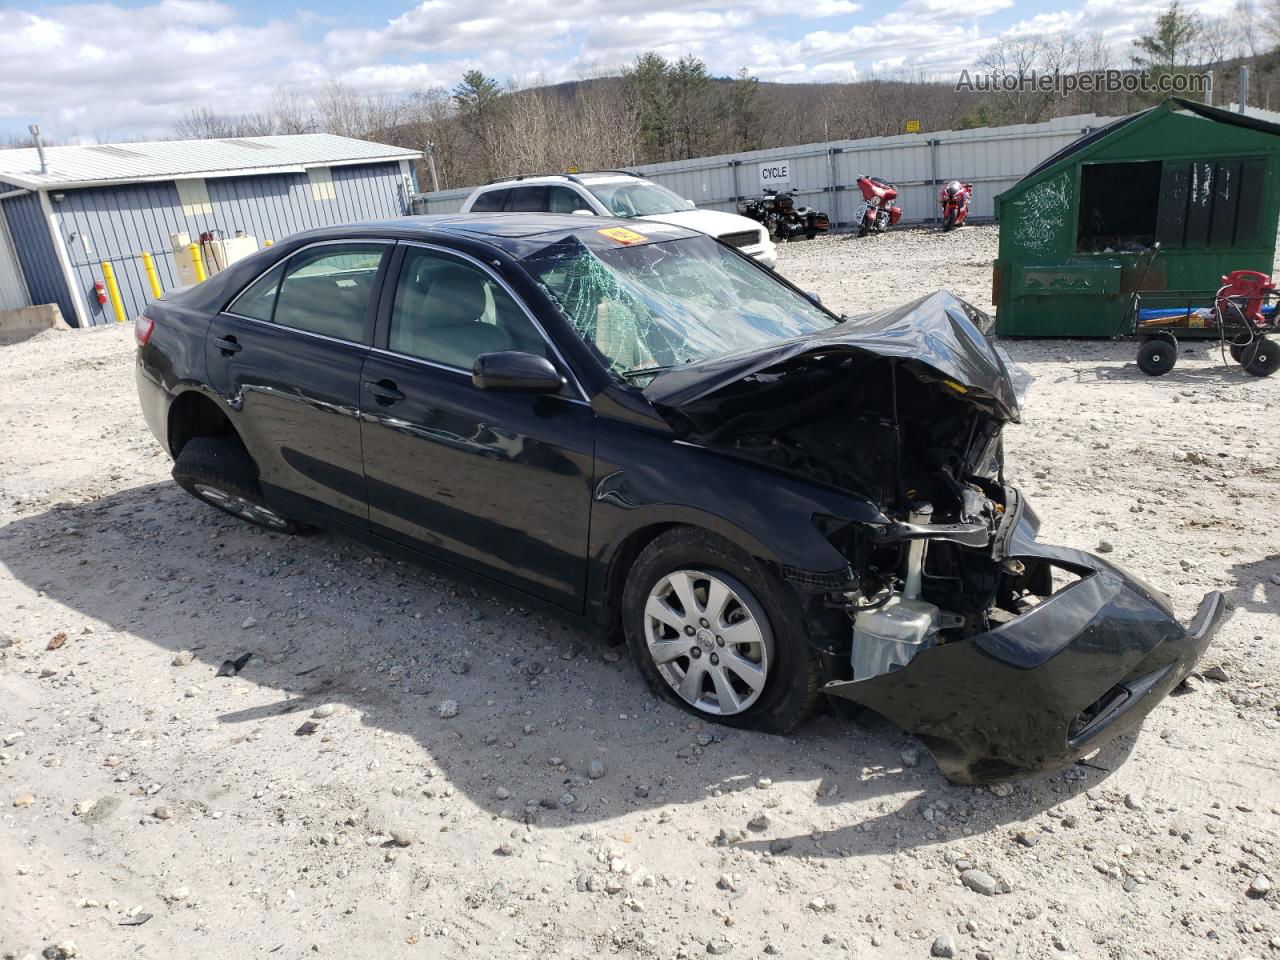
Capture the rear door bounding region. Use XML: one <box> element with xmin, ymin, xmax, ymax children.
<box><xmin>206</xmin><ymin>240</ymin><xmax>391</xmax><ymax>526</ymax></box>
<box><xmin>358</xmin><ymin>242</ymin><xmax>595</xmax><ymax>609</ymax></box>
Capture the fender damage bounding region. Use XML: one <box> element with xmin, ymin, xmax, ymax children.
<box><xmin>644</xmin><ymin>291</ymin><xmax>1226</xmax><ymax>782</ymax></box>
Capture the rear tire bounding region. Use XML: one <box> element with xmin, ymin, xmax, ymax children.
<box><xmin>1137</xmin><ymin>338</ymin><xmax>1176</xmax><ymax>376</ymax></box>
<box><xmin>1243</xmin><ymin>336</ymin><xmax>1277</xmax><ymax>377</ymax></box>
<box><xmin>622</xmin><ymin>527</ymin><xmax>821</xmax><ymax>735</ymax></box>
<box><xmin>172</xmin><ymin>436</ymin><xmax>305</xmax><ymax>534</ymax></box>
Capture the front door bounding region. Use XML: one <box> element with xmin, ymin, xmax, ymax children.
<box><xmin>359</xmin><ymin>244</ymin><xmax>595</xmax><ymax>610</ymax></box>
<box><xmin>206</xmin><ymin>241</ymin><xmax>390</xmax><ymax>525</ymax></box>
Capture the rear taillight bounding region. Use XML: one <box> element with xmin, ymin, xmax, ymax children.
<box><xmin>134</xmin><ymin>314</ymin><xmax>155</xmax><ymax>346</ymax></box>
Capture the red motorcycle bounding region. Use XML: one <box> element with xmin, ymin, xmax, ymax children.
<box><xmin>939</xmin><ymin>180</ymin><xmax>973</xmax><ymax>232</ymax></box>
<box><xmin>855</xmin><ymin>175</ymin><xmax>902</xmax><ymax>237</ymax></box>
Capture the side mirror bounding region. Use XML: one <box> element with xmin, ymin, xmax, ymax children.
<box><xmin>571</xmin><ymin>208</ymin><xmax>595</xmax><ymax>216</ymax></box>
<box><xmin>472</xmin><ymin>351</ymin><xmax>564</xmax><ymax>393</ymax></box>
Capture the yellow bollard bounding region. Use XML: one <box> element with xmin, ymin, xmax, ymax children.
<box><xmin>263</xmin><ymin>240</ymin><xmax>273</xmax><ymax>247</ymax></box>
<box><xmin>139</xmin><ymin>251</ymin><xmax>163</xmax><ymax>300</ymax></box>
<box><xmin>187</xmin><ymin>242</ymin><xmax>207</xmax><ymax>283</ymax></box>
<box><xmin>101</xmin><ymin>261</ymin><xmax>127</xmax><ymax>324</ymax></box>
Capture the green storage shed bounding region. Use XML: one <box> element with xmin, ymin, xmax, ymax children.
<box><xmin>993</xmin><ymin>98</ymin><xmax>1280</xmax><ymax>337</ymax></box>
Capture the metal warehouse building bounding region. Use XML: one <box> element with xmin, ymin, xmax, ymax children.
<box><xmin>0</xmin><ymin>135</ymin><xmax>421</xmax><ymax>327</ymax></box>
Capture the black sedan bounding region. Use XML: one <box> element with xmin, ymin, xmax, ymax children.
<box><xmin>134</xmin><ymin>213</ymin><xmax>1226</xmax><ymax>782</ymax></box>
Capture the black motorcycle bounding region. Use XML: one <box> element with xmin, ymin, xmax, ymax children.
<box><xmin>738</xmin><ymin>189</ymin><xmax>830</xmax><ymax>242</ymax></box>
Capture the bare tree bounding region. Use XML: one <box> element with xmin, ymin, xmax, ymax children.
<box><xmin>977</xmin><ymin>36</ymin><xmax>1056</xmax><ymax>124</ymax></box>
<box><xmin>269</xmin><ymin>89</ymin><xmax>316</xmax><ymax>134</ymax></box>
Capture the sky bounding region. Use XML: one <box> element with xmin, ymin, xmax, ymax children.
<box><xmin>0</xmin><ymin>0</ymin><xmax>1234</xmax><ymax>141</ymax></box>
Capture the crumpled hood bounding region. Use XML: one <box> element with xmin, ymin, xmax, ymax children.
<box><xmin>643</xmin><ymin>290</ymin><xmax>1022</xmax><ymax>422</ymax></box>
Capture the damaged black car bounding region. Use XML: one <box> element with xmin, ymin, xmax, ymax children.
<box><xmin>135</xmin><ymin>213</ymin><xmax>1227</xmax><ymax>784</ymax></box>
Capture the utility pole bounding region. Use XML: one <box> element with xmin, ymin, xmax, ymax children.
<box><xmin>1239</xmin><ymin>66</ymin><xmax>1249</xmax><ymax>114</ymax></box>
<box><xmin>424</xmin><ymin>141</ymin><xmax>441</xmax><ymax>193</ymax></box>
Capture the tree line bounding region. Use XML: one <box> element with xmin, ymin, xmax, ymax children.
<box><xmin>5</xmin><ymin>2</ymin><xmax>1277</xmax><ymax>189</ymax></box>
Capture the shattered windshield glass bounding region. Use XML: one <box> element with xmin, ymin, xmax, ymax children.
<box><xmin>523</xmin><ymin>233</ymin><xmax>839</xmax><ymax>378</ymax></box>
<box><xmin>585</xmin><ymin>180</ymin><xmax>696</xmax><ymax>217</ymax></box>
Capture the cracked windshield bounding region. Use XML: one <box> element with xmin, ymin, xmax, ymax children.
<box><xmin>524</xmin><ymin>233</ymin><xmax>839</xmax><ymax>379</ymax></box>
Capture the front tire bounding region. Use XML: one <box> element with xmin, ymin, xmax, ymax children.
<box><xmin>942</xmin><ymin>209</ymin><xmax>958</xmax><ymax>232</ymax></box>
<box><xmin>172</xmin><ymin>436</ymin><xmax>305</xmax><ymax>534</ymax></box>
<box><xmin>622</xmin><ymin>527</ymin><xmax>821</xmax><ymax>734</ymax></box>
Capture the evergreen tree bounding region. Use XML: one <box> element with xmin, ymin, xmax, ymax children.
<box><xmin>625</xmin><ymin>53</ymin><xmax>674</xmax><ymax>163</ymax></box>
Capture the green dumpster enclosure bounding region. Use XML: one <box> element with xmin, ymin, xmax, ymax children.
<box><xmin>993</xmin><ymin>98</ymin><xmax>1280</xmax><ymax>337</ymax></box>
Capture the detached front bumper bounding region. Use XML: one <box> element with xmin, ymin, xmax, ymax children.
<box><xmin>824</xmin><ymin>504</ymin><xmax>1228</xmax><ymax>783</ymax></box>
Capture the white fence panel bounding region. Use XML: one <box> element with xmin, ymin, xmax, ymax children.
<box><xmin>410</xmin><ymin>113</ymin><xmax>1116</xmax><ymax>228</ymax></box>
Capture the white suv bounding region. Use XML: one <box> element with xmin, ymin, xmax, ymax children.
<box><xmin>460</xmin><ymin>171</ymin><xmax>778</xmax><ymax>269</ymax></box>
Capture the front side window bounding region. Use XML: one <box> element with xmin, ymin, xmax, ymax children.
<box><xmin>549</xmin><ymin>186</ymin><xmax>589</xmax><ymax>214</ymax></box>
<box><xmin>389</xmin><ymin>248</ymin><xmax>549</xmax><ymax>370</ymax></box>
<box><xmin>271</xmin><ymin>244</ymin><xmax>385</xmax><ymax>341</ymax></box>
<box><xmin>523</xmin><ymin>233</ymin><xmax>836</xmax><ymax>378</ymax></box>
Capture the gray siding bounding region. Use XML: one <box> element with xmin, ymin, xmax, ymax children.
<box><xmin>52</xmin><ymin>161</ymin><xmax>410</xmax><ymax>326</ymax></box>
<box><xmin>0</xmin><ymin>181</ymin><xmax>74</xmax><ymax>322</ymax></box>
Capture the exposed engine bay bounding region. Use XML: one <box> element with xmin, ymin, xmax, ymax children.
<box><xmin>650</xmin><ymin>293</ymin><xmax>1039</xmax><ymax>686</ymax></box>
<box><xmin>656</xmin><ymin>346</ymin><xmax>1021</xmax><ymax>672</ymax></box>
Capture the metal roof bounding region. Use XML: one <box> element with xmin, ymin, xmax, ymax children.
<box><xmin>0</xmin><ymin>134</ymin><xmax>421</xmax><ymax>191</ymax></box>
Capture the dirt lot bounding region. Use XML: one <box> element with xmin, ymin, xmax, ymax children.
<box><xmin>2</xmin><ymin>224</ymin><xmax>1278</xmax><ymax>960</ymax></box>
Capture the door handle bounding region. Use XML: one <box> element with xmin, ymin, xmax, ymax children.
<box><xmin>365</xmin><ymin>379</ymin><xmax>405</xmax><ymax>405</ymax></box>
<box><xmin>213</xmin><ymin>335</ymin><xmax>242</xmax><ymax>355</ymax></box>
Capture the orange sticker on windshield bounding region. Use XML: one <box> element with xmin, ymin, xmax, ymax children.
<box><xmin>597</xmin><ymin>227</ymin><xmax>649</xmax><ymax>245</ymax></box>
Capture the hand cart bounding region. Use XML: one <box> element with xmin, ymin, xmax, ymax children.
<box><xmin>1128</xmin><ymin>269</ymin><xmax>1278</xmax><ymax>378</ymax></box>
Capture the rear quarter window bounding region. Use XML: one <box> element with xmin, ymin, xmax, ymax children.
<box><xmin>469</xmin><ymin>189</ymin><xmax>508</xmax><ymax>212</ymax></box>
<box><xmin>228</xmin><ymin>263</ymin><xmax>285</xmax><ymax>321</ymax></box>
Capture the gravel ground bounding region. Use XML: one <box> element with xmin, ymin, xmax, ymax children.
<box><xmin>2</xmin><ymin>223</ymin><xmax>1278</xmax><ymax>960</ymax></box>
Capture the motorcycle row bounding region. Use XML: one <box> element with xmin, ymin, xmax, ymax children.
<box><xmin>736</xmin><ymin>177</ymin><xmax>974</xmax><ymax>240</ymax></box>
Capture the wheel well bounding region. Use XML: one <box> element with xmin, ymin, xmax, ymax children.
<box><xmin>602</xmin><ymin>522</ymin><xmax>680</xmax><ymax>644</ymax></box>
<box><xmin>168</xmin><ymin>391</ymin><xmax>237</xmax><ymax>458</ymax></box>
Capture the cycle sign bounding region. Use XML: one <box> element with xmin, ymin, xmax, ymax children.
<box><xmin>758</xmin><ymin>160</ymin><xmax>791</xmax><ymax>190</ymax></box>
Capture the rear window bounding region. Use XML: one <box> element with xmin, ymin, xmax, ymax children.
<box><xmin>470</xmin><ymin>189</ymin><xmax>508</xmax><ymax>213</ymax></box>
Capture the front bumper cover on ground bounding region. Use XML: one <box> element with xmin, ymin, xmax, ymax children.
<box><xmin>823</xmin><ymin>504</ymin><xmax>1228</xmax><ymax>783</ymax></box>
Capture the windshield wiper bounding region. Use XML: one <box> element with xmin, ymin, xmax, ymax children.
<box><xmin>618</xmin><ymin>365</ymin><xmax>672</xmax><ymax>381</ymax></box>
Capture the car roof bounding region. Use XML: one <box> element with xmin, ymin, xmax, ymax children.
<box><xmin>284</xmin><ymin>213</ymin><xmax>702</xmax><ymax>253</ymax></box>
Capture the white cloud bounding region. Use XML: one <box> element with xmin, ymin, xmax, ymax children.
<box><xmin>0</xmin><ymin>0</ymin><xmax>1232</xmax><ymax>141</ymax></box>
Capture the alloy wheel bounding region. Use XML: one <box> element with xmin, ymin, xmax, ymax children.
<box><xmin>643</xmin><ymin>569</ymin><xmax>772</xmax><ymax>716</ymax></box>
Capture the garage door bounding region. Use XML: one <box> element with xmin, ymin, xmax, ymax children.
<box><xmin>0</xmin><ymin>212</ymin><xmax>30</xmax><ymax>310</ymax></box>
